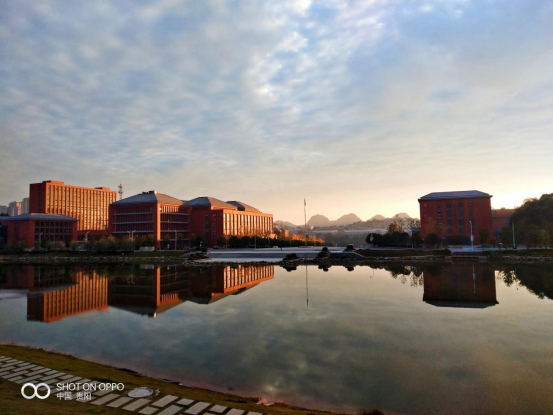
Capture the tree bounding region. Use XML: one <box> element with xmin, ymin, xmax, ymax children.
<box><xmin>387</xmin><ymin>222</ymin><xmax>402</xmax><ymax>234</ymax></box>
<box><xmin>69</xmin><ymin>241</ymin><xmax>79</xmax><ymax>251</ymax></box>
<box><xmin>510</xmin><ymin>193</ymin><xmax>553</xmax><ymax>247</ymax></box>
<box><xmin>424</xmin><ymin>233</ymin><xmax>442</xmax><ymax>247</ymax></box>
<box><xmin>228</xmin><ymin>235</ymin><xmax>240</xmax><ymax>248</ymax></box>
<box><xmin>8</xmin><ymin>239</ymin><xmax>28</xmax><ymax>253</ymax></box>
<box><xmin>479</xmin><ymin>228</ymin><xmax>490</xmax><ymax>247</ymax></box>
<box><xmin>217</xmin><ymin>236</ymin><xmax>227</xmax><ymax>246</ymax></box>
<box><xmin>499</xmin><ymin>226</ymin><xmax>513</xmax><ymax>246</ymax></box>
<box><xmin>192</xmin><ymin>234</ymin><xmax>205</xmax><ymax>247</ymax></box>
<box><xmin>241</xmin><ymin>235</ymin><xmax>251</xmax><ymax>247</ymax></box>
<box><xmin>411</xmin><ymin>231</ymin><xmax>423</xmax><ymax>248</ymax></box>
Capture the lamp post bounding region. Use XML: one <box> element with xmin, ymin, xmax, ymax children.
<box><xmin>131</xmin><ymin>230</ymin><xmax>135</xmax><ymax>241</ymax></box>
<box><xmin>85</xmin><ymin>231</ymin><xmax>90</xmax><ymax>242</ymax></box>
<box><xmin>39</xmin><ymin>232</ymin><xmax>43</xmax><ymax>247</ymax></box>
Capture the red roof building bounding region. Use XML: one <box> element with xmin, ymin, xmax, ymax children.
<box><xmin>185</xmin><ymin>196</ymin><xmax>273</xmax><ymax>246</ymax></box>
<box><xmin>109</xmin><ymin>191</ymin><xmax>191</xmax><ymax>249</ymax></box>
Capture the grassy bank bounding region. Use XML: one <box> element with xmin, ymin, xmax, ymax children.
<box><xmin>0</xmin><ymin>344</ymin><xmax>345</xmax><ymax>415</ymax></box>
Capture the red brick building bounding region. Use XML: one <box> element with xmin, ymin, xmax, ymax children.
<box><xmin>185</xmin><ymin>197</ymin><xmax>273</xmax><ymax>246</ymax></box>
<box><xmin>29</xmin><ymin>180</ymin><xmax>116</xmax><ymax>238</ymax></box>
<box><xmin>0</xmin><ymin>213</ymin><xmax>78</xmax><ymax>247</ymax></box>
<box><xmin>492</xmin><ymin>208</ymin><xmax>513</xmax><ymax>232</ymax></box>
<box><xmin>419</xmin><ymin>191</ymin><xmax>493</xmax><ymax>243</ymax></box>
<box><xmin>109</xmin><ymin>191</ymin><xmax>191</xmax><ymax>249</ymax></box>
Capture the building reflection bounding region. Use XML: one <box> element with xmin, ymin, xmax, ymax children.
<box><xmin>109</xmin><ymin>265</ymin><xmax>192</xmax><ymax>317</ymax></box>
<box><xmin>0</xmin><ymin>264</ymin><xmax>275</xmax><ymax>322</ymax></box>
<box><xmin>422</xmin><ymin>264</ymin><xmax>498</xmax><ymax>308</ymax></box>
<box><xmin>0</xmin><ymin>266</ymin><xmax>109</xmax><ymax>322</ymax></box>
<box><xmin>188</xmin><ymin>265</ymin><xmax>274</xmax><ymax>305</ymax></box>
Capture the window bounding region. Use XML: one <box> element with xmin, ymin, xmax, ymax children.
<box><xmin>446</xmin><ymin>203</ymin><xmax>453</xmax><ymax>234</ymax></box>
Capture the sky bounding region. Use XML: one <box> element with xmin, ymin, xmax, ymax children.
<box><xmin>1</xmin><ymin>0</ymin><xmax>552</xmax><ymax>224</ymax></box>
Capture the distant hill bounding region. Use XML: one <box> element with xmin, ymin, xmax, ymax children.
<box><xmin>369</xmin><ymin>214</ymin><xmax>386</xmax><ymax>221</ymax></box>
<box><xmin>281</xmin><ymin>212</ymin><xmax>416</xmax><ymax>230</ymax></box>
<box><xmin>307</xmin><ymin>214</ymin><xmax>331</xmax><ymax>227</ymax></box>
<box><xmin>274</xmin><ymin>220</ymin><xmax>297</xmax><ymax>228</ymax></box>
<box><xmin>334</xmin><ymin>213</ymin><xmax>362</xmax><ymax>226</ymax></box>
<box><xmin>306</xmin><ymin>213</ymin><xmax>362</xmax><ymax>227</ymax></box>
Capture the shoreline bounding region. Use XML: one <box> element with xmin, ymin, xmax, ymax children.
<box><xmin>0</xmin><ymin>344</ymin><xmax>353</xmax><ymax>415</ymax></box>
<box><xmin>1</xmin><ymin>250</ymin><xmax>552</xmax><ymax>266</ymax></box>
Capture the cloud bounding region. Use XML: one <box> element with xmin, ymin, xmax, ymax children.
<box><xmin>0</xmin><ymin>0</ymin><xmax>552</xmax><ymax>221</ymax></box>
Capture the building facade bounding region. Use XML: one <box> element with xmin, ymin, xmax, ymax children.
<box><xmin>492</xmin><ymin>208</ymin><xmax>513</xmax><ymax>232</ymax></box>
<box><xmin>109</xmin><ymin>191</ymin><xmax>192</xmax><ymax>249</ymax></box>
<box><xmin>21</xmin><ymin>197</ymin><xmax>29</xmax><ymax>214</ymax></box>
<box><xmin>185</xmin><ymin>197</ymin><xmax>273</xmax><ymax>246</ymax></box>
<box><xmin>419</xmin><ymin>191</ymin><xmax>493</xmax><ymax>243</ymax></box>
<box><xmin>0</xmin><ymin>213</ymin><xmax>78</xmax><ymax>247</ymax></box>
<box><xmin>29</xmin><ymin>180</ymin><xmax>116</xmax><ymax>238</ymax></box>
<box><xmin>0</xmin><ymin>205</ymin><xmax>8</xmax><ymax>215</ymax></box>
<box><xmin>8</xmin><ymin>201</ymin><xmax>22</xmax><ymax>216</ymax></box>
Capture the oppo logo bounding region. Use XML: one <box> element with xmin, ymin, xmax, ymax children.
<box><xmin>21</xmin><ymin>383</ymin><xmax>51</xmax><ymax>399</ymax></box>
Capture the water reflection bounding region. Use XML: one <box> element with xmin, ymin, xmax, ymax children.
<box><xmin>0</xmin><ymin>264</ymin><xmax>275</xmax><ymax>321</ymax></box>
<box><xmin>422</xmin><ymin>264</ymin><xmax>498</xmax><ymax>308</ymax></box>
<box><xmin>0</xmin><ymin>262</ymin><xmax>552</xmax><ymax>414</ymax></box>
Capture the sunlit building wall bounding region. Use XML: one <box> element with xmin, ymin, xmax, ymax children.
<box><xmin>29</xmin><ymin>180</ymin><xmax>116</xmax><ymax>238</ymax></box>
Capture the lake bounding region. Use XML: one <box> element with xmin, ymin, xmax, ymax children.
<box><xmin>0</xmin><ymin>262</ymin><xmax>552</xmax><ymax>415</ymax></box>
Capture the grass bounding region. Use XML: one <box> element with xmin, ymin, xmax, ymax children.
<box><xmin>0</xmin><ymin>344</ymin><xmax>342</xmax><ymax>415</ymax></box>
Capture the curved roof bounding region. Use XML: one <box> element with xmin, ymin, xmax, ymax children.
<box><xmin>419</xmin><ymin>191</ymin><xmax>491</xmax><ymax>201</ymax></box>
<box><xmin>112</xmin><ymin>191</ymin><xmax>184</xmax><ymax>206</ymax></box>
<box><xmin>226</xmin><ymin>201</ymin><xmax>260</xmax><ymax>212</ymax></box>
<box><xmin>184</xmin><ymin>197</ymin><xmax>237</xmax><ymax>210</ymax></box>
<box><xmin>0</xmin><ymin>213</ymin><xmax>77</xmax><ymax>222</ymax></box>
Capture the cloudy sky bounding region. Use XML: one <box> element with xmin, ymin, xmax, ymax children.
<box><xmin>1</xmin><ymin>0</ymin><xmax>552</xmax><ymax>223</ymax></box>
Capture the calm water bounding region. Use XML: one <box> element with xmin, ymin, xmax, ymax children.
<box><xmin>0</xmin><ymin>263</ymin><xmax>552</xmax><ymax>415</ymax></box>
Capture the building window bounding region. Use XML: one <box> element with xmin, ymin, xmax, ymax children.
<box><xmin>446</xmin><ymin>203</ymin><xmax>452</xmax><ymax>234</ymax></box>
<box><xmin>458</xmin><ymin>202</ymin><xmax>464</xmax><ymax>235</ymax></box>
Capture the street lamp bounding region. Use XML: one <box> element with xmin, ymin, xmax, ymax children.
<box><xmin>131</xmin><ymin>230</ymin><xmax>135</xmax><ymax>241</ymax></box>
<box><xmin>85</xmin><ymin>231</ymin><xmax>90</xmax><ymax>242</ymax></box>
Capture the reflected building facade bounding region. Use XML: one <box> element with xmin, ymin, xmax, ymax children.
<box><xmin>0</xmin><ymin>264</ymin><xmax>275</xmax><ymax>322</ymax></box>
<box><xmin>422</xmin><ymin>264</ymin><xmax>498</xmax><ymax>308</ymax></box>
<box><xmin>109</xmin><ymin>265</ymin><xmax>192</xmax><ymax>317</ymax></box>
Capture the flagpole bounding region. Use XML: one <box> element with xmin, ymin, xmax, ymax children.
<box><xmin>306</xmin><ymin>265</ymin><xmax>309</xmax><ymax>307</ymax></box>
<box><xmin>304</xmin><ymin>198</ymin><xmax>307</xmax><ymax>247</ymax></box>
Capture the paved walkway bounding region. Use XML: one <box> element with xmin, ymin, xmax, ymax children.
<box><xmin>0</xmin><ymin>355</ymin><xmax>265</xmax><ymax>415</ymax></box>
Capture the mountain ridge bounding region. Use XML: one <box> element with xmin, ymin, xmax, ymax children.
<box><xmin>277</xmin><ymin>212</ymin><xmax>413</xmax><ymax>228</ymax></box>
